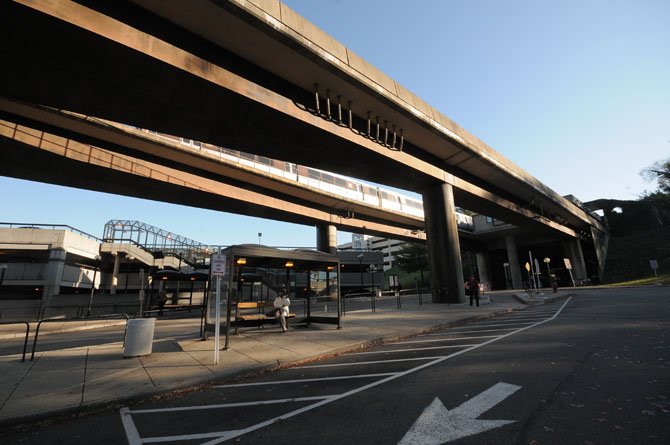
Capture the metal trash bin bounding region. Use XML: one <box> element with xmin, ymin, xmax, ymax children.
<box><xmin>124</xmin><ymin>318</ymin><xmax>156</xmax><ymax>357</ymax></box>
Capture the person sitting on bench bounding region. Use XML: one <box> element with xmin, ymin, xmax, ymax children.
<box><xmin>273</xmin><ymin>290</ymin><xmax>291</xmax><ymax>332</ymax></box>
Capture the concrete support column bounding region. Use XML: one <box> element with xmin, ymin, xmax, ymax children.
<box><xmin>110</xmin><ymin>254</ymin><xmax>121</xmax><ymax>295</ymax></box>
<box><xmin>563</xmin><ymin>239</ymin><xmax>587</xmax><ymax>281</ymax></box>
<box><xmin>422</xmin><ymin>182</ymin><xmax>465</xmax><ymax>303</ymax></box>
<box><xmin>475</xmin><ymin>252</ymin><xmax>490</xmax><ymax>284</ymax></box>
<box><xmin>41</xmin><ymin>248</ymin><xmax>66</xmax><ymax>310</ymax></box>
<box><xmin>590</xmin><ymin>227</ymin><xmax>609</xmax><ymax>283</ymax></box>
<box><xmin>573</xmin><ymin>239</ymin><xmax>587</xmax><ymax>280</ymax></box>
<box><xmin>316</xmin><ymin>224</ymin><xmax>338</xmax><ymax>255</ymax></box>
<box><xmin>505</xmin><ymin>235</ymin><xmax>523</xmax><ymax>289</ymax></box>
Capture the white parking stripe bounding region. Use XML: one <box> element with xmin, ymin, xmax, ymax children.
<box><xmin>496</xmin><ymin>315</ymin><xmax>551</xmax><ymax>320</ymax></box>
<box><xmin>425</xmin><ymin>327</ymin><xmax>517</xmax><ymax>335</ymax></box>
<box><xmin>199</xmin><ymin>298</ymin><xmax>572</xmax><ymax>445</ymax></box>
<box><xmin>394</xmin><ymin>335</ymin><xmax>498</xmax><ymax>345</ymax></box>
<box><xmin>121</xmin><ymin>299</ymin><xmax>572</xmax><ymax>445</ymax></box>
<box><xmin>352</xmin><ymin>344</ymin><xmax>478</xmax><ymax>355</ymax></box>
<box><xmin>129</xmin><ymin>395</ymin><xmax>337</xmax><ymax>414</ymax></box>
<box><xmin>214</xmin><ymin>372</ymin><xmax>397</xmax><ymax>388</ymax></box>
<box><xmin>119</xmin><ymin>407</ymin><xmax>142</xmax><ymax>445</ymax></box>
<box><xmin>456</xmin><ymin>321</ymin><xmax>535</xmax><ymax>328</ymax></box>
<box><xmin>295</xmin><ymin>356</ymin><xmax>446</xmax><ymax>369</ymax></box>
<box><xmin>142</xmin><ymin>430</ymin><xmax>239</xmax><ymax>443</ymax></box>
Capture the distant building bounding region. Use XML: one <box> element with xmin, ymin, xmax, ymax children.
<box><xmin>338</xmin><ymin>234</ymin><xmax>404</xmax><ymax>271</ymax></box>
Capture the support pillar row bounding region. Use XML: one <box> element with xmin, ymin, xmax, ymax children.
<box><xmin>422</xmin><ymin>182</ymin><xmax>464</xmax><ymax>303</ymax></box>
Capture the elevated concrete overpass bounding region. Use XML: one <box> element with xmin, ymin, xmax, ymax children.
<box><xmin>0</xmin><ymin>117</ymin><xmax>430</xmax><ymax>243</ymax></box>
<box><xmin>0</xmin><ymin>0</ymin><xmax>607</xmax><ymax>302</ymax></box>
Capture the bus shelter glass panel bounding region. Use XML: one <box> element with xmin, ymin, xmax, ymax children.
<box><xmin>234</xmin><ymin>267</ymin><xmax>291</xmax><ymax>300</ymax></box>
<box><xmin>303</xmin><ymin>269</ymin><xmax>339</xmax><ymax>324</ymax></box>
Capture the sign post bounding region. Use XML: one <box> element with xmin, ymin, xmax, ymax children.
<box><xmin>650</xmin><ymin>259</ymin><xmax>659</xmax><ymax>285</ymax></box>
<box><xmin>564</xmin><ymin>258</ymin><xmax>576</xmax><ymax>287</ymax></box>
<box><xmin>211</xmin><ymin>253</ymin><xmax>226</xmax><ymax>365</ymax></box>
<box><xmin>138</xmin><ymin>268</ymin><xmax>145</xmax><ymax>315</ymax></box>
<box><xmin>524</xmin><ymin>261</ymin><xmax>533</xmax><ymax>298</ymax></box>
<box><xmin>542</xmin><ymin>258</ymin><xmax>552</xmax><ymax>290</ymax></box>
<box><xmin>528</xmin><ymin>251</ymin><xmax>538</xmax><ymax>294</ymax></box>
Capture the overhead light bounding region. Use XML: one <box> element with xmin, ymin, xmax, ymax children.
<box><xmin>236</xmin><ymin>258</ymin><xmax>247</xmax><ymax>265</ymax></box>
<box><xmin>285</xmin><ymin>261</ymin><xmax>294</xmax><ymax>268</ymax></box>
<box><xmin>327</xmin><ymin>266</ymin><xmax>335</xmax><ymax>271</ymax></box>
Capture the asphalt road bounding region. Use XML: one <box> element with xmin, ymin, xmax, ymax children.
<box><xmin>2</xmin><ymin>287</ymin><xmax>668</xmax><ymax>444</ymax></box>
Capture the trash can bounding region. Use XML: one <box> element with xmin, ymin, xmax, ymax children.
<box><xmin>123</xmin><ymin>318</ymin><xmax>156</xmax><ymax>357</ymax></box>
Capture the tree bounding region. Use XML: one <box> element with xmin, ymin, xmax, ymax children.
<box><xmin>641</xmin><ymin>157</ymin><xmax>670</xmax><ymax>194</ymax></box>
<box><xmin>393</xmin><ymin>242</ymin><xmax>429</xmax><ymax>285</ymax></box>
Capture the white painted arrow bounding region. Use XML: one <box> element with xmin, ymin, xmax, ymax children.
<box><xmin>398</xmin><ymin>382</ymin><xmax>521</xmax><ymax>444</ymax></box>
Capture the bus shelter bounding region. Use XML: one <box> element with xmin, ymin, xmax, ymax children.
<box><xmin>205</xmin><ymin>245</ymin><xmax>340</xmax><ymax>348</ymax></box>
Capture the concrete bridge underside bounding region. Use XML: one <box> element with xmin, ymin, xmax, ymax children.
<box><xmin>0</xmin><ymin>0</ymin><xmax>607</xmax><ymax>302</ymax></box>
<box><xmin>0</xmin><ymin>119</ymin><xmax>429</xmax><ymax>243</ymax></box>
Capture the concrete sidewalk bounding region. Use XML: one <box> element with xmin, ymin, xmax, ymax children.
<box><xmin>0</xmin><ymin>292</ymin><xmax>554</xmax><ymax>428</ymax></box>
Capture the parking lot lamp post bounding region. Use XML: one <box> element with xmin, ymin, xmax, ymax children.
<box><xmin>369</xmin><ymin>264</ymin><xmax>377</xmax><ymax>295</ymax></box>
<box><xmin>357</xmin><ymin>253</ymin><xmax>364</xmax><ymax>293</ymax></box>
<box><xmin>543</xmin><ymin>258</ymin><xmax>551</xmax><ymax>288</ymax></box>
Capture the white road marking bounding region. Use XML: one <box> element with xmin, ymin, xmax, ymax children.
<box><xmin>394</xmin><ymin>335</ymin><xmax>499</xmax><ymax>345</ymax></box>
<box><xmin>119</xmin><ymin>407</ymin><xmax>142</xmax><ymax>445</ymax></box>
<box><xmin>452</xmin><ymin>321</ymin><xmax>535</xmax><ymax>329</ymax></box>
<box><xmin>142</xmin><ymin>430</ymin><xmax>240</xmax><ymax>443</ymax></box>
<box><xmin>121</xmin><ymin>298</ymin><xmax>572</xmax><ymax>445</ymax></box>
<box><xmin>214</xmin><ymin>372</ymin><xmax>397</xmax><ymax>388</ymax></box>
<box><xmin>398</xmin><ymin>382</ymin><xmax>521</xmax><ymax>444</ymax></box>
<box><xmin>129</xmin><ymin>395</ymin><xmax>337</xmax><ymax>414</ymax></box>
<box><xmin>494</xmin><ymin>315</ymin><xmax>551</xmax><ymax>321</ymax></box>
<box><xmin>475</xmin><ymin>319</ymin><xmax>539</xmax><ymax>325</ymax></box>
<box><xmin>197</xmin><ymin>298</ymin><xmax>572</xmax><ymax>444</ymax></box>
<box><xmin>425</xmin><ymin>327</ymin><xmax>518</xmax><ymax>335</ymax></box>
<box><xmin>294</xmin><ymin>356</ymin><xmax>446</xmax><ymax>369</ymax></box>
<box><xmin>351</xmin><ymin>344</ymin><xmax>478</xmax><ymax>355</ymax></box>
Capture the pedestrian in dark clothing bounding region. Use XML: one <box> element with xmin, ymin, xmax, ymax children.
<box><xmin>467</xmin><ymin>275</ymin><xmax>480</xmax><ymax>307</ymax></box>
<box><xmin>158</xmin><ymin>289</ymin><xmax>168</xmax><ymax>315</ymax></box>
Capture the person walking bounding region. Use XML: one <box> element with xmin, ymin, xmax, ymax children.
<box><xmin>467</xmin><ymin>275</ymin><xmax>480</xmax><ymax>307</ymax></box>
<box><xmin>157</xmin><ymin>289</ymin><xmax>168</xmax><ymax>315</ymax></box>
<box><xmin>273</xmin><ymin>290</ymin><xmax>291</xmax><ymax>332</ymax></box>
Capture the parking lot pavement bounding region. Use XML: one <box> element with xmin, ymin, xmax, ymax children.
<box><xmin>0</xmin><ymin>292</ymin><xmax>543</xmax><ymax>427</ymax></box>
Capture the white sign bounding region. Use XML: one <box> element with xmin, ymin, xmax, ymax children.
<box><xmin>389</xmin><ymin>275</ymin><xmax>399</xmax><ymax>288</ymax></box>
<box><xmin>211</xmin><ymin>254</ymin><xmax>227</xmax><ymax>276</ymax></box>
<box><xmin>563</xmin><ymin>258</ymin><xmax>572</xmax><ymax>270</ymax></box>
<box><xmin>399</xmin><ymin>382</ymin><xmax>521</xmax><ymax>444</ymax></box>
<box><xmin>650</xmin><ymin>259</ymin><xmax>659</xmax><ymax>270</ymax></box>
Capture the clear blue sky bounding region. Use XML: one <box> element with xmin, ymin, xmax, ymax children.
<box><xmin>2</xmin><ymin>0</ymin><xmax>668</xmax><ymax>246</ymax></box>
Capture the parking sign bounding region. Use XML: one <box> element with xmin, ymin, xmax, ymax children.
<box><xmin>211</xmin><ymin>254</ymin><xmax>227</xmax><ymax>276</ymax></box>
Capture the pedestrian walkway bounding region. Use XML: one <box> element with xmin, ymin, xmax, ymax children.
<box><xmin>0</xmin><ymin>292</ymin><xmax>565</xmax><ymax>428</ymax></box>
